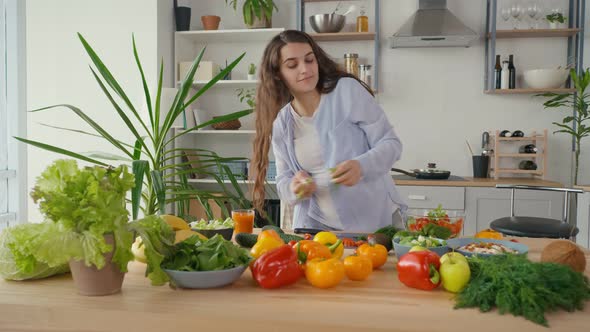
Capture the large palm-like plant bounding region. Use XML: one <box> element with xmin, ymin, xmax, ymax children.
<box><xmin>538</xmin><ymin>68</ymin><xmax>590</xmax><ymax>185</ymax></box>
<box><xmin>16</xmin><ymin>33</ymin><xmax>253</xmax><ymax>219</ymax></box>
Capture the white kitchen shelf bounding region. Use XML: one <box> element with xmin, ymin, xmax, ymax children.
<box><xmin>177</xmin><ymin>80</ymin><xmax>258</xmax><ymax>88</ymax></box>
<box><xmin>188</xmin><ymin>178</ymin><xmax>276</xmax><ymax>185</ymax></box>
<box><xmin>191</xmin><ymin>130</ymin><xmax>256</xmax><ymax>134</ymax></box>
<box><xmin>175</xmin><ymin>28</ymin><xmax>284</xmax><ymax>44</ymax></box>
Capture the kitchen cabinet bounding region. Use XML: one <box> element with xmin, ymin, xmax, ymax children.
<box><xmin>576</xmin><ymin>185</ymin><xmax>590</xmax><ymax>249</ymax></box>
<box><xmin>464</xmin><ymin>187</ymin><xmax>564</xmax><ymax>236</ymax></box>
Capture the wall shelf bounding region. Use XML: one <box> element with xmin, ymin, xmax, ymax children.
<box><xmin>485</xmin><ymin>88</ymin><xmax>576</xmax><ymax>94</ymax></box>
<box><xmin>308</xmin><ymin>32</ymin><xmax>376</xmax><ymax>41</ymax></box>
<box><xmin>188</xmin><ymin>178</ymin><xmax>276</xmax><ymax>185</ymax></box>
<box><xmin>487</xmin><ymin>28</ymin><xmax>581</xmax><ymax>39</ymax></box>
<box><xmin>189</xmin><ymin>130</ymin><xmax>256</xmax><ymax>134</ymax></box>
<box><xmin>175</xmin><ymin>28</ymin><xmax>284</xmax><ymax>44</ymax></box>
<box><xmin>176</xmin><ymin>80</ymin><xmax>258</xmax><ymax>88</ymax></box>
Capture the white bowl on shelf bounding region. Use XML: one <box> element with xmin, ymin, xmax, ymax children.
<box><xmin>523</xmin><ymin>68</ymin><xmax>570</xmax><ymax>89</ymax></box>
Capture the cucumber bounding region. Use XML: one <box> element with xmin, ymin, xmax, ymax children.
<box><xmin>235</xmin><ymin>233</ymin><xmax>258</xmax><ymax>248</ymax></box>
<box><xmin>261</xmin><ymin>225</ymin><xmax>284</xmax><ymax>234</ymax></box>
<box><xmin>279</xmin><ymin>233</ymin><xmax>304</xmax><ymax>243</ymax></box>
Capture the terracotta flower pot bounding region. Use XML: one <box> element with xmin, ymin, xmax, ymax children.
<box><xmin>68</xmin><ymin>234</ymin><xmax>125</xmax><ymax>296</ymax></box>
<box><xmin>201</xmin><ymin>15</ymin><xmax>221</xmax><ymax>30</ymax></box>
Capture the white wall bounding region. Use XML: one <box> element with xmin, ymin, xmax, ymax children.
<box><xmin>189</xmin><ymin>0</ymin><xmax>589</xmax><ymax>186</ymax></box>
<box><xmin>25</xmin><ymin>0</ymin><xmax>173</xmax><ymax>222</ymax></box>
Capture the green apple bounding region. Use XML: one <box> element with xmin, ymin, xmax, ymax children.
<box><xmin>409</xmin><ymin>245</ymin><xmax>428</xmax><ymax>252</ymax></box>
<box><xmin>440</xmin><ymin>258</ymin><xmax>471</xmax><ymax>293</ymax></box>
<box><xmin>440</xmin><ymin>252</ymin><xmax>468</xmax><ymax>265</ymax></box>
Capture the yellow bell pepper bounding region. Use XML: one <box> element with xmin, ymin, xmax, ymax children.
<box><xmin>305</xmin><ymin>257</ymin><xmax>345</xmax><ymax>289</ymax></box>
<box><xmin>250</xmin><ymin>236</ymin><xmax>285</xmax><ymax>259</ymax></box>
<box><xmin>257</xmin><ymin>229</ymin><xmax>282</xmax><ymax>242</ymax></box>
<box><xmin>474</xmin><ymin>228</ymin><xmax>503</xmax><ymax>240</ymax></box>
<box><xmin>313</xmin><ymin>231</ymin><xmax>344</xmax><ymax>259</ymax></box>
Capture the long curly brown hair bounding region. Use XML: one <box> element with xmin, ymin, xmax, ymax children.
<box><xmin>251</xmin><ymin>30</ymin><xmax>372</xmax><ymax>214</ymax></box>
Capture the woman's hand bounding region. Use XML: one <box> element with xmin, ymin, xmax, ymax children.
<box><xmin>331</xmin><ymin>160</ymin><xmax>362</xmax><ymax>186</ymax></box>
<box><xmin>290</xmin><ymin>171</ymin><xmax>317</xmax><ymax>199</ymax></box>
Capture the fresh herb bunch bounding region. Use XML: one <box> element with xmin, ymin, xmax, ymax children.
<box><xmin>455</xmin><ymin>254</ymin><xmax>590</xmax><ymax>326</ymax></box>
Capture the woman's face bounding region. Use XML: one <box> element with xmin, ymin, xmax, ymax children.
<box><xmin>278</xmin><ymin>42</ymin><xmax>319</xmax><ymax>95</ymax></box>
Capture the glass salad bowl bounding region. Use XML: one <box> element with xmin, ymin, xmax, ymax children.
<box><xmin>404</xmin><ymin>206</ymin><xmax>465</xmax><ymax>238</ymax></box>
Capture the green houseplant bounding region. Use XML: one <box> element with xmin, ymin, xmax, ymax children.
<box><xmin>15</xmin><ymin>33</ymin><xmax>253</xmax><ymax>221</ymax></box>
<box><xmin>225</xmin><ymin>0</ymin><xmax>278</xmax><ymax>28</ymax></box>
<box><xmin>538</xmin><ymin>68</ymin><xmax>590</xmax><ymax>185</ymax></box>
<box><xmin>247</xmin><ymin>63</ymin><xmax>256</xmax><ymax>80</ymax></box>
<box><xmin>546</xmin><ymin>12</ymin><xmax>567</xmax><ymax>28</ymax></box>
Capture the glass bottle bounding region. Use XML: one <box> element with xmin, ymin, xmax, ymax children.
<box><xmin>356</xmin><ymin>5</ymin><xmax>369</xmax><ymax>32</ymax></box>
<box><xmin>518</xmin><ymin>160</ymin><xmax>538</xmax><ymax>170</ymax></box>
<box><xmin>508</xmin><ymin>55</ymin><xmax>516</xmax><ymax>89</ymax></box>
<box><xmin>512</xmin><ymin>130</ymin><xmax>525</xmax><ymax>137</ymax></box>
<box><xmin>494</xmin><ymin>55</ymin><xmax>502</xmax><ymax>89</ymax></box>
<box><xmin>359</xmin><ymin>64</ymin><xmax>372</xmax><ymax>89</ymax></box>
<box><xmin>519</xmin><ymin>144</ymin><xmax>538</xmax><ymax>154</ymax></box>
<box><xmin>344</xmin><ymin>53</ymin><xmax>359</xmax><ymax>77</ymax></box>
<box><xmin>499</xmin><ymin>130</ymin><xmax>512</xmax><ymax>137</ymax></box>
<box><xmin>501</xmin><ymin>60</ymin><xmax>510</xmax><ymax>89</ymax></box>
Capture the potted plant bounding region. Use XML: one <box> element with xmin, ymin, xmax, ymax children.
<box><xmin>15</xmin><ymin>33</ymin><xmax>253</xmax><ymax>221</ymax></box>
<box><xmin>201</xmin><ymin>15</ymin><xmax>221</xmax><ymax>30</ymax></box>
<box><xmin>29</xmin><ymin>160</ymin><xmax>135</xmax><ymax>295</ymax></box>
<box><xmin>225</xmin><ymin>0</ymin><xmax>278</xmax><ymax>29</ymax></box>
<box><xmin>237</xmin><ymin>88</ymin><xmax>256</xmax><ymax>109</ymax></box>
<box><xmin>546</xmin><ymin>12</ymin><xmax>567</xmax><ymax>29</ymax></box>
<box><xmin>537</xmin><ymin>68</ymin><xmax>590</xmax><ymax>185</ymax></box>
<box><xmin>247</xmin><ymin>63</ymin><xmax>256</xmax><ymax>80</ymax></box>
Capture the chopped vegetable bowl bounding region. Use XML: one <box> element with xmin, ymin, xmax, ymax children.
<box><xmin>392</xmin><ymin>235</ymin><xmax>449</xmax><ymax>259</ymax></box>
<box><xmin>405</xmin><ymin>205</ymin><xmax>464</xmax><ymax>238</ymax></box>
<box><xmin>189</xmin><ymin>218</ymin><xmax>234</xmax><ymax>230</ymax></box>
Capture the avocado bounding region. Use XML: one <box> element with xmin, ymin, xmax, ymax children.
<box><xmin>371</xmin><ymin>233</ymin><xmax>393</xmax><ymax>252</ymax></box>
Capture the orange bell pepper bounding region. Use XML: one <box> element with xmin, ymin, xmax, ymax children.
<box><xmin>474</xmin><ymin>228</ymin><xmax>503</xmax><ymax>240</ymax></box>
<box><xmin>343</xmin><ymin>255</ymin><xmax>373</xmax><ymax>281</ymax></box>
<box><xmin>293</xmin><ymin>239</ymin><xmax>343</xmax><ymax>265</ymax></box>
<box><xmin>313</xmin><ymin>231</ymin><xmax>344</xmax><ymax>259</ymax></box>
<box><xmin>305</xmin><ymin>257</ymin><xmax>345</xmax><ymax>289</ymax></box>
<box><xmin>356</xmin><ymin>237</ymin><xmax>388</xmax><ymax>269</ymax></box>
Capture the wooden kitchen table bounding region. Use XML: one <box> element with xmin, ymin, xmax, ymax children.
<box><xmin>1</xmin><ymin>238</ymin><xmax>589</xmax><ymax>332</ymax></box>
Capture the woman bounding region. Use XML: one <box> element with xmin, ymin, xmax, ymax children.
<box><xmin>251</xmin><ymin>30</ymin><xmax>406</xmax><ymax>232</ymax></box>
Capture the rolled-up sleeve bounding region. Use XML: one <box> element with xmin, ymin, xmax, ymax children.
<box><xmin>271</xmin><ymin>123</ymin><xmax>298</xmax><ymax>205</ymax></box>
<box><xmin>347</xmin><ymin>80</ymin><xmax>403</xmax><ymax>180</ymax></box>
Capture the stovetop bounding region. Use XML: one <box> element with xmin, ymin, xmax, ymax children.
<box><xmin>390</xmin><ymin>174</ymin><xmax>466</xmax><ymax>181</ymax></box>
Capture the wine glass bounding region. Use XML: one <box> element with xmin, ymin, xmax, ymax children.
<box><xmin>526</xmin><ymin>3</ymin><xmax>539</xmax><ymax>29</ymax></box>
<box><xmin>500</xmin><ymin>7</ymin><xmax>512</xmax><ymax>29</ymax></box>
<box><xmin>510</xmin><ymin>2</ymin><xmax>523</xmax><ymax>29</ymax></box>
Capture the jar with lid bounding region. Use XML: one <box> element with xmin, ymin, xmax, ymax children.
<box><xmin>359</xmin><ymin>64</ymin><xmax>372</xmax><ymax>89</ymax></box>
<box><xmin>344</xmin><ymin>53</ymin><xmax>359</xmax><ymax>77</ymax></box>
<box><xmin>356</xmin><ymin>5</ymin><xmax>369</xmax><ymax>32</ymax></box>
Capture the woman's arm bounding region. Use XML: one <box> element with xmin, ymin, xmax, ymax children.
<box><xmin>346</xmin><ymin>80</ymin><xmax>403</xmax><ymax>180</ymax></box>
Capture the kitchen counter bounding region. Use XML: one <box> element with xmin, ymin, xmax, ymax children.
<box><xmin>1</xmin><ymin>238</ymin><xmax>589</xmax><ymax>332</ymax></box>
<box><xmin>393</xmin><ymin>175</ymin><xmax>563</xmax><ymax>188</ymax></box>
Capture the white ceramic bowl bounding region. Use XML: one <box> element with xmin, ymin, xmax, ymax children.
<box><xmin>523</xmin><ymin>68</ymin><xmax>570</xmax><ymax>89</ymax></box>
<box><xmin>164</xmin><ymin>265</ymin><xmax>247</xmax><ymax>289</ymax></box>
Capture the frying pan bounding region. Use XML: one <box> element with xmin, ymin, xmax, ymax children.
<box><xmin>391</xmin><ymin>163</ymin><xmax>451</xmax><ymax>180</ymax></box>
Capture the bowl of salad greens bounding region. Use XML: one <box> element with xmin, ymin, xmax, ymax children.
<box><xmin>162</xmin><ymin>234</ymin><xmax>252</xmax><ymax>289</ymax></box>
<box><xmin>392</xmin><ymin>234</ymin><xmax>449</xmax><ymax>259</ymax></box>
<box><xmin>189</xmin><ymin>218</ymin><xmax>234</xmax><ymax>240</ymax></box>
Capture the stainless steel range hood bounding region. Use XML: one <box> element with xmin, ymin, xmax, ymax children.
<box><xmin>391</xmin><ymin>0</ymin><xmax>478</xmax><ymax>48</ymax></box>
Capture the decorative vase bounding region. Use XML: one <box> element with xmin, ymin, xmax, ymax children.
<box><xmin>549</xmin><ymin>22</ymin><xmax>558</xmax><ymax>29</ymax></box>
<box><xmin>246</xmin><ymin>14</ymin><xmax>271</xmax><ymax>29</ymax></box>
<box><xmin>247</xmin><ymin>74</ymin><xmax>256</xmax><ymax>81</ymax></box>
<box><xmin>201</xmin><ymin>15</ymin><xmax>221</xmax><ymax>30</ymax></box>
<box><xmin>175</xmin><ymin>6</ymin><xmax>191</xmax><ymax>31</ymax></box>
<box><xmin>68</xmin><ymin>234</ymin><xmax>125</xmax><ymax>296</ymax></box>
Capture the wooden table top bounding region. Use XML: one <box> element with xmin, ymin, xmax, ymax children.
<box><xmin>1</xmin><ymin>238</ymin><xmax>589</xmax><ymax>332</ymax></box>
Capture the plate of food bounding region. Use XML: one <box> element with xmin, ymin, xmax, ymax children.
<box><xmin>446</xmin><ymin>238</ymin><xmax>528</xmax><ymax>257</ymax></box>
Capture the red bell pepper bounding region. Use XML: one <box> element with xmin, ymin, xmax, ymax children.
<box><xmin>251</xmin><ymin>244</ymin><xmax>303</xmax><ymax>289</ymax></box>
<box><xmin>396</xmin><ymin>251</ymin><xmax>441</xmax><ymax>291</ymax></box>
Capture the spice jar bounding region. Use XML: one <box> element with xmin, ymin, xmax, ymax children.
<box><xmin>359</xmin><ymin>64</ymin><xmax>372</xmax><ymax>89</ymax></box>
<box><xmin>344</xmin><ymin>53</ymin><xmax>359</xmax><ymax>77</ymax></box>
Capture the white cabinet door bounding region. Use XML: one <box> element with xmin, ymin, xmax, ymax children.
<box><xmin>465</xmin><ymin>187</ymin><xmax>565</xmax><ymax>235</ymax></box>
<box><xmin>576</xmin><ymin>192</ymin><xmax>590</xmax><ymax>249</ymax></box>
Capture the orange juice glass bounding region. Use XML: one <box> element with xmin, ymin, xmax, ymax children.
<box><xmin>232</xmin><ymin>209</ymin><xmax>255</xmax><ymax>234</ymax></box>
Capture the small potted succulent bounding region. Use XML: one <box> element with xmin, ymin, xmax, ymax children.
<box><xmin>546</xmin><ymin>12</ymin><xmax>567</xmax><ymax>29</ymax></box>
<box><xmin>247</xmin><ymin>63</ymin><xmax>257</xmax><ymax>80</ymax></box>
